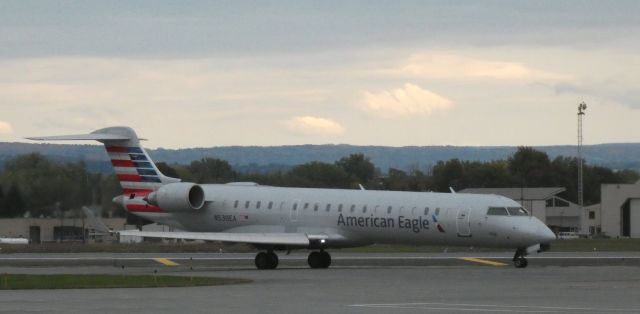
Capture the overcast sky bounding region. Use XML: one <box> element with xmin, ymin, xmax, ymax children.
<box><xmin>1</xmin><ymin>1</ymin><xmax>639</xmax><ymax>148</ymax></box>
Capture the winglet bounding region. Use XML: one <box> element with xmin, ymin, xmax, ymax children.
<box><xmin>82</xmin><ymin>206</ymin><xmax>112</xmax><ymax>234</ymax></box>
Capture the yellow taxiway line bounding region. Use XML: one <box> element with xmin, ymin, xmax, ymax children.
<box><xmin>153</xmin><ymin>258</ymin><xmax>180</xmax><ymax>266</ymax></box>
<box><xmin>459</xmin><ymin>257</ymin><xmax>508</xmax><ymax>267</ymax></box>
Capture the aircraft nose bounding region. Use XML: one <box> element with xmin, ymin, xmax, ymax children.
<box><xmin>536</xmin><ymin>223</ymin><xmax>556</xmax><ymax>243</ymax></box>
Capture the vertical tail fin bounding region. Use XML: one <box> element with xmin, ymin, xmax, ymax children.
<box><xmin>27</xmin><ymin>126</ymin><xmax>180</xmax><ymax>199</ymax></box>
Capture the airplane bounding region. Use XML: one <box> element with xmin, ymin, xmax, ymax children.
<box><xmin>29</xmin><ymin>126</ymin><xmax>556</xmax><ymax>269</ymax></box>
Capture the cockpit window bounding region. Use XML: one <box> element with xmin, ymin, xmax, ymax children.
<box><xmin>507</xmin><ymin>207</ymin><xmax>529</xmax><ymax>216</ymax></box>
<box><xmin>487</xmin><ymin>207</ymin><xmax>509</xmax><ymax>216</ymax></box>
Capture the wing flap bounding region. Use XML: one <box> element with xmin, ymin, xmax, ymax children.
<box><xmin>117</xmin><ymin>231</ymin><xmax>311</xmax><ymax>246</ymax></box>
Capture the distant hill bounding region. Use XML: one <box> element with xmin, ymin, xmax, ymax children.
<box><xmin>2</xmin><ymin>142</ymin><xmax>640</xmax><ymax>174</ymax></box>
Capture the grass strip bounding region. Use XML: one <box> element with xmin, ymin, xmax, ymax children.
<box><xmin>0</xmin><ymin>274</ymin><xmax>250</xmax><ymax>290</ymax></box>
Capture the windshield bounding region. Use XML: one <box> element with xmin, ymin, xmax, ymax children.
<box><xmin>507</xmin><ymin>207</ymin><xmax>529</xmax><ymax>216</ymax></box>
<box><xmin>487</xmin><ymin>206</ymin><xmax>530</xmax><ymax>216</ymax></box>
<box><xmin>487</xmin><ymin>207</ymin><xmax>509</xmax><ymax>216</ymax></box>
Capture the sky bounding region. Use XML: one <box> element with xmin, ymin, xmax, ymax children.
<box><xmin>0</xmin><ymin>1</ymin><xmax>639</xmax><ymax>149</ymax></box>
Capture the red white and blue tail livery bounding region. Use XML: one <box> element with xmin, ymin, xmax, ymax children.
<box><xmin>29</xmin><ymin>127</ymin><xmax>179</xmax><ymax>217</ymax></box>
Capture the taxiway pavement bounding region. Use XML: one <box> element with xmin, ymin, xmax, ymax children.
<box><xmin>1</xmin><ymin>252</ymin><xmax>639</xmax><ymax>314</ymax></box>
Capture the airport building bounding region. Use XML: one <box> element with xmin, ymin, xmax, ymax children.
<box><xmin>0</xmin><ymin>217</ymin><xmax>125</xmax><ymax>243</ymax></box>
<box><xmin>0</xmin><ymin>217</ymin><xmax>174</xmax><ymax>243</ymax></box>
<box><xmin>599</xmin><ymin>181</ymin><xmax>640</xmax><ymax>238</ymax></box>
<box><xmin>581</xmin><ymin>203</ymin><xmax>601</xmax><ymax>236</ymax></box>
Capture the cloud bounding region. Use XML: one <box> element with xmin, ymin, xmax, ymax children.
<box><xmin>285</xmin><ymin>116</ymin><xmax>346</xmax><ymax>136</ymax></box>
<box><xmin>362</xmin><ymin>83</ymin><xmax>453</xmax><ymax>118</ymax></box>
<box><xmin>401</xmin><ymin>54</ymin><xmax>567</xmax><ymax>82</ymax></box>
<box><xmin>0</xmin><ymin>120</ymin><xmax>13</xmax><ymax>134</ymax></box>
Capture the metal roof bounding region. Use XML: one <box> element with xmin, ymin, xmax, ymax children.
<box><xmin>459</xmin><ymin>187</ymin><xmax>566</xmax><ymax>200</ymax></box>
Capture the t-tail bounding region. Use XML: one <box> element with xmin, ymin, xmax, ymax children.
<box><xmin>27</xmin><ymin>126</ymin><xmax>180</xmax><ymax>214</ymax></box>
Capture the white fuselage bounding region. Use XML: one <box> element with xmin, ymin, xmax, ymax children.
<box><xmin>135</xmin><ymin>184</ymin><xmax>555</xmax><ymax>249</ymax></box>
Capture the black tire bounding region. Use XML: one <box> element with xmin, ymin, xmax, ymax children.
<box><xmin>255</xmin><ymin>252</ymin><xmax>270</xmax><ymax>270</ymax></box>
<box><xmin>514</xmin><ymin>258</ymin><xmax>528</xmax><ymax>268</ymax></box>
<box><xmin>267</xmin><ymin>251</ymin><xmax>279</xmax><ymax>269</ymax></box>
<box><xmin>308</xmin><ymin>251</ymin><xmax>323</xmax><ymax>268</ymax></box>
<box><xmin>320</xmin><ymin>251</ymin><xmax>331</xmax><ymax>268</ymax></box>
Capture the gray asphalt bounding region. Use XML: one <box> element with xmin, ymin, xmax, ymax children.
<box><xmin>1</xmin><ymin>252</ymin><xmax>640</xmax><ymax>314</ymax></box>
<box><xmin>2</xmin><ymin>251</ymin><xmax>640</xmax><ymax>268</ymax></box>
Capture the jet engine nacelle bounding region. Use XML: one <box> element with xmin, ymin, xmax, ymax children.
<box><xmin>146</xmin><ymin>183</ymin><xmax>205</xmax><ymax>212</ymax></box>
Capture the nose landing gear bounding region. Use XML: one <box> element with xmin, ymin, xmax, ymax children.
<box><xmin>513</xmin><ymin>248</ymin><xmax>528</xmax><ymax>268</ymax></box>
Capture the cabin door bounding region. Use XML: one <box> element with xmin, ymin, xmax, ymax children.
<box><xmin>456</xmin><ymin>208</ymin><xmax>472</xmax><ymax>237</ymax></box>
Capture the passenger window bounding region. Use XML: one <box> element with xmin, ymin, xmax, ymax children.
<box><xmin>507</xmin><ymin>207</ymin><xmax>529</xmax><ymax>216</ymax></box>
<box><xmin>234</xmin><ymin>200</ymin><xmax>239</xmax><ymax>208</ymax></box>
<box><xmin>435</xmin><ymin>208</ymin><xmax>440</xmax><ymax>215</ymax></box>
<box><xmin>387</xmin><ymin>206</ymin><xmax>392</xmax><ymax>214</ymax></box>
<box><xmin>314</xmin><ymin>203</ymin><xmax>319</xmax><ymax>211</ymax></box>
<box><xmin>338</xmin><ymin>204</ymin><xmax>343</xmax><ymax>212</ymax></box>
<box><xmin>362</xmin><ymin>205</ymin><xmax>367</xmax><ymax>213</ymax></box>
<box><xmin>256</xmin><ymin>201</ymin><xmax>261</xmax><ymax>209</ymax></box>
<box><xmin>424</xmin><ymin>207</ymin><xmax>429</xmax><ymax>215</ymax></box>
<box><xmin>487</xmin><ymin>207</ymin><xmax>509</xmax><ymax>216</ymax></box>
<box><xmin>245</xmin><ymin>201</ymin><xmax>250</xmax><ymax>209</ymax></box>
<box><xmin>268</xmin><ymin>201</ymin><xmax>273</xmax><ymax>210</ymax></box>
<box><xmin>293</xmin><ymin>203</ymin><xmax>298</xmax><ymax>210</ymax></box>
<box><xmin>326</xmin><ymin>204</ymin><xmax>331</xmax><ymax>212</ymax></box>
<box><xmin>304</xmin><ymin>203</ymin><xmax>309</xmax><ymax>210</ymax></box>
<box><xmin>411</xmin><ymin>207</ymin><xmax>416</xmax><ymax>214</ymax></box>
<box><xmin>350</xmin><ymin>205</ymin><xmax>356</xmax><ymax>213</ymax></box>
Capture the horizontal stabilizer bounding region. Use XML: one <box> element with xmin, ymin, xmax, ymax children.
<box><xmin>26</xmin><ymin>133</ymin><xmax>131</xmax><ymax>141</ymax></box>
<box><xmin>117</xmin><ymin>230</ymin><xmax>312</xmax><ymax>246</ymax></box>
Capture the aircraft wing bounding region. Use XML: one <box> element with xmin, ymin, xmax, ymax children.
<box><xmin>117</xmin><ymin>230</ymin><xmax>313</xmax><ymax>246</ymax></box>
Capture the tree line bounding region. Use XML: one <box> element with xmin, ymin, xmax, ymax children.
<box><xmin>0</xmin><ymin>147</ymin><xmax>637</xmax><ymax>219</ymax></box>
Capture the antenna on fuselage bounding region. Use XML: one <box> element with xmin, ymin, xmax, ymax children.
<box><xmin>358</xmin><ymin>184</ymin><xmax>366</xmax><ymax>191</ymax></box>
<box><xmin>449</xmin><ymin>187</ymin><xmax>456</xmax><ymax>193</ymax></box>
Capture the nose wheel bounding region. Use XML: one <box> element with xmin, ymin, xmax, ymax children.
<box><xmin>513</xmin><ymin>248</ymin><xmax>528</xmax><ymax>268</ymax></box>
<box><xmin>255</xmin><ymin>251</ymin><xmax>279</xmax><ymax>270</ymax></box>
<box><xmin>308</xmin><ymin>251</ymin><xmax>331</xmax><ymax>269</ymax></box>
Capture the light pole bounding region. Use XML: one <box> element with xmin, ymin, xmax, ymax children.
<box><xmin>577</xmin><ymin>102</ymin><xmax>587</xmax><ymax>208</ymax></box>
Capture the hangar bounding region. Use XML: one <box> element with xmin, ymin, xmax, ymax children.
<box><xmin>600</xmin><ymin>181</ymin><xmax>640</xmax><ymax>238</ymax></box>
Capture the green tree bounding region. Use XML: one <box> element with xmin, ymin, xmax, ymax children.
<box><xmin>156</xmin><ymin>162</ymin><xmax>181</xmax><ymax>179</ymax></box>
<box><xmin>508</xmin><ymin>147</ymin><xmax>553</xmax><ymax>187</ymax></box>
<box><xmin>3</xmin><ymin>184</ymin><xmax>26</xmax><ymax>218</ymax></box>
<box><xmin>286</xmin><ymin>162</ymin><xmax>350</xmax><ymax>188</ymax></box>
<box><xmin>336</xmin><ymin>154</ymin><xmax>375</xmax><ymax>185</ymax></box>
<box><xmin>188</xmin><ymin>158</ymin><xmax>236</xmax><ymax>183</ymax></box>
<box><xmin>432</xmin><ymin>159</ymin><xmax>466</xmax><ymax>191</ymax></box>
<box><xmin>0</xmin><ymin>184</ymin><xmax>4</xmax><ymax>216</ymax></box>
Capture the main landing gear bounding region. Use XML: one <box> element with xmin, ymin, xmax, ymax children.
<box><xmin>255</xmin><ymin>250</ymin><xmax>279</xmax><ymax>270</ymax></box>
<box><xmin>307</xmin><ymin>250</ymin><xmax>331</xmax><ymax>269</ymax></box>
<box><xmin>513</xmin><ymin>248</ymin><xmax>528</xmax><ymax>268</ymax></box>
<box><xmin>253</xmin><ymin>250</ymin><xmax>332</xmax><ymax>269</ymax></box>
